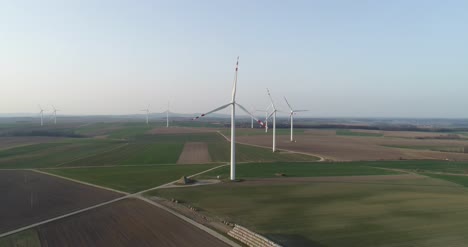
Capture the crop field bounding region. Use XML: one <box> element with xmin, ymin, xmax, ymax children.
<box><xmin>0</xmin><ymin>139</ymin><xmax>126</xmax><ymax>168</ymax></box>
<box><xmin>196</xmin><ymin>162</ymin><xmax>399</xmax><ymax>179</ymax></box>
<box><xmin>65</xmin><ymin>132</ymin><xmax>316</xmax><ymax>167</ymax></box>
<box><xmin>336</xmin><ymin>129</ymin><xmax>384</xmax><ymax>137</ymax></box>
<box><xmin>43</xmin><ymin>164</ymin><xmax>220</xmax><ymax>193</ymax></box>
<box><xmin>2</xmin><ymin>199</ymin><xmax>230</xmax><ymax>247</ymax></box>
<box><xmin>0</xmin><ymin>136</ymin><xmax>66</xmax><ymax>151</ymax></box>
<box><xmin>0</xmin><ymin>170</ymin><xmax>121</xmax><ymax>234</ymax></box>
<box><xmin>150</xmin><ymin>173</ymin><xmax>468</xmax><ymax>247</ymax></box>
<box><xmin>236</xmin><ymin>129</ymin><xmax>468</xmax><ymax>161</ymax></box>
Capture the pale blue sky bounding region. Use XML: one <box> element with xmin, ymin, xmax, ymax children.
<box><xmin>1</xmin><ymin>0</ymin><xmax>467</xmax><ymax>117</ymax></box>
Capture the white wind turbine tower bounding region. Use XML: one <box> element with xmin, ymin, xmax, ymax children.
<box><xmin>38</xmin><ymin>105</ymin><xmax>45</xmax><ymax>126</ymax></box>
<box><xmin>192</xmin><ymin>57</ymin><xmax>265</xmax><ymax>181</ymax></box>
<box><xmin>141</xmin><ymin>105</ymin><xmax>150</xmax><ymax>125</ymax></box>
<box><xmin>249</xmin><ymin>105</ymin><xmax>256</xmax><ymax>129</ymax></box>
<box><xmin>51</xmin><ymin>105</ymin><xmax>59</xmax><ymax>125</ymax></box>
<box><xmin>284</xmin><ymin>97</ymin><xmax>308</xmax><ymax>142</ymax></box>
<box><xmin>267</xmin><ymin>88</ymin><xmax>278</xmax><ymax>152</ymax></box>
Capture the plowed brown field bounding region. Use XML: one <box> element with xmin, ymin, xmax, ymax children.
<box><xmin>37</xmin><ymin>198</ymin><xmax>230</xmax><ymax>247</ymax></box>
<box><xmin>0</xmin><ymin>170</ymin><xmax>122</xmax><ymax>233</ymax></box>
<box><xmin>177</xmin><ymin>142</ymin><xmax>212</xmax><ymax>164</ymax></box>
<box><xmin>236</xmin><ymin>129</ymin><xmax>468</xmax><ymax>161</ymax></box>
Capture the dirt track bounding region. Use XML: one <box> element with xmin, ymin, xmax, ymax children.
<box><xmin>0</xmin><ymin>170</ymin><xmax>122</xmax><ymax>233</ymax></box>
<box><xmin>177</xmin><ymin>142</ymin><xmax>212</xmax><ymax>164</ymax></box>
<box><xmin>37</xmin><ymin>198</ymin><xmax>231</xmax><ymax>247</ymax></box>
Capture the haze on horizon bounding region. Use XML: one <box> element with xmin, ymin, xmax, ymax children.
<box><xmin>1</xmin><ymin>0</ymin><xmax>468</xmax><ymax>118</ymax></box>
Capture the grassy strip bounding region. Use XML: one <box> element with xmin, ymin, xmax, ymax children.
<box><xmin>0</xmin><ymin>229</ymin><xmax>41</xmax><ymax>247</ymax></box>
<box><xmin>43</xmin><ymin>164</ymin><xmax>221</xmax><ymax>193</ymax></box>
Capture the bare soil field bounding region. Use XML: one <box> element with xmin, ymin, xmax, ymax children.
<box><xmin>236</xmin><ymin>129</ymin><xmax>468</xmax><ymax>161</ymax></box>
<box><xmin>37</xmin><ymin>198</ymin><xmax>230</xmax><ymax>247</ymax></box>
<box><xmin>0</xmin><ymin>170</ymin><xmax>122</xmax><ymax>233</ymax></box>
<box><xmin>148</xmin><ymin>127</ymin><xmax>218</xmax><ymax>135</ymax></box>
<box><xmin>177</xmin><ymin>142</ymin><xmax>212</xmax><ymax>164</ymax></box>
<box><xmin>0</xmin><ymin>137</ymin><xmax>64</xmax><ymax>151</ymax></box>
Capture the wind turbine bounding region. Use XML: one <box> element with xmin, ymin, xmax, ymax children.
<box><xmin>253</xmin><ymin>106</ymin><xmax>270</xmax><ymax>133</ymax></box>
<box><xmin>267</xmin><ymin>88</ymin><xmax>278</xmax><ymax>152</ymax></box>
<box><xmin>51</xmin><ymin>105</ymin><xmax>59</xmax><ymax>125</ymax></box>
<box><xmin>284</xmin><ymin>97</ymin><xmax>308</xmax><ymax>142</ymax></box>
<box><xmin>38</xmin><ymin>105</ymin><xmax>45</xmax><ymax>126</ymax></box>
<box><xmin>141</xmin><ymin>105</ymin><xmax>150</xmax><ymax>125</ymax></box>
<box><xmin>192</xmin><ymin>57</ymin><xmax>265</xmax><ymax>181</ymax></box>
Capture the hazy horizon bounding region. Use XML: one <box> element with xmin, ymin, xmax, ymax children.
<box><xmin>2</xmin><ymin>1</ymin><xmax>468</xmax><ymax>118</ymax></box>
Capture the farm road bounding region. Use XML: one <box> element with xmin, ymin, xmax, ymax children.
<box><xmin>0</xmin><ymin>164</ymin><xmax>239</xmax><ymax>246</ymax></box>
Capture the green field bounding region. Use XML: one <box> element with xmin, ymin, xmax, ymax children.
<box><xmin>196</xmin><ymin>162</ymin><xmax>399</xmax><ymax>179</ymax></box>
<box><xmin>0</xmin><ymin>129</ymin><xmax>317</xmax><ymax>168</ymax></box>
<box><xmin>369</xmin><ymin>160</ymin><xmax>468</xmax><ymax>174</ymax></box>
<box><xmin>0</xmin><ymin>229</ymin><xmax>40</xmax><ymax>247</ymax></box>
<box><xmin>0</xmin><ymin>139</ymin><xmax>126</xmax><ymax>168</ymax></box>
<box><xmin>336</xmin><ymin>129</ymin><xmax>384</xmax><ymax>137</ymax></box>
<box><xmin>150</xmin><ymin>174</ymin><xmax>468</xmax><ymax>247</ymax></box>
<box><xmin>43</xmin><ymin>164</ymin><xmax>221</xmax><ymax>193</ymax></box>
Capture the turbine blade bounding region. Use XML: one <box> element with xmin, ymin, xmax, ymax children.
<box><xmin>284</xmin><ymin>97</ymin><xmax>293</xmax><ymax>111</ymax></box>
<box><xmin>231</xmin><ymin>57</ymin><xmax>239</xmax><ymax>102</ymax></box>
<box><xmin>267</xmin><ymin>111</ymin><xmax>275</xmax><ymax>120</ymax></box>
<box><xmin>192</xmin><ymin>103</ymin><xmax>232</xmax><ymax>120</ymax></box>
<box><xmin>266</xmin><ymin>88</ymin><xmax>276</xmax><ymax>110</ymax></box>
<box><xmin>236</xmin><ymin>103</ymin><xmax>265</xmax><ymax>128</ymax></box>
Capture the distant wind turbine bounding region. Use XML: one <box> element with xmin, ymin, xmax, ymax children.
<box><xmin>284</xmin><ymin>97</ymin><xmax>308</xmax><ymax>142</ymax></box>
<box><xmin>141</xmin><ymin>105</ymin><xmax>150</xmax><ymax>125</ymax></box>
<box><xmin>38</xmin><ymin>105</ymin><xmax>45</xmax><ymax>126</ymax></box>
<box><xmin>51</xmin><ymin>105</ymin><xmax>59</xmax><ymax>125</ymax></box>
<box><xmin>267</xmin><ymin>88</ymin><xmax>278</xmax><ymax>152</ymax></box>
<box><xmin>192</xmin><ymin>57</ymin><xmax>265</xmax><ymax>181</ymax></box>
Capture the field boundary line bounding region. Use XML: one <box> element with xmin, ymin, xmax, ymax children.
<box><xmin>30</xmin><ymin>169</ymin><xmax>129</xmax><ymax>195</ymax></box>
<box><xmin>0</xmin><ymin>164</ymin><xmax>228</xmax><ymax>239</ymax></box>
<box><xmin>136</xmin><ymin>196</ymin><xmax>241</xmax><ymax>247</ymax></box>
<box><xmin>216</xmin><ymin>131</ymin><xmax>327</xmax><ymax>162</ymax></box>
<box><xmin>0</xmin><ymin>195</ymin><xmax>130</xmax><ymax>238</ymax></box>
<box><xmin>54</xmin><ymin>142</ymin><xmax>130</xmax><ymax>167</ymax></box>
